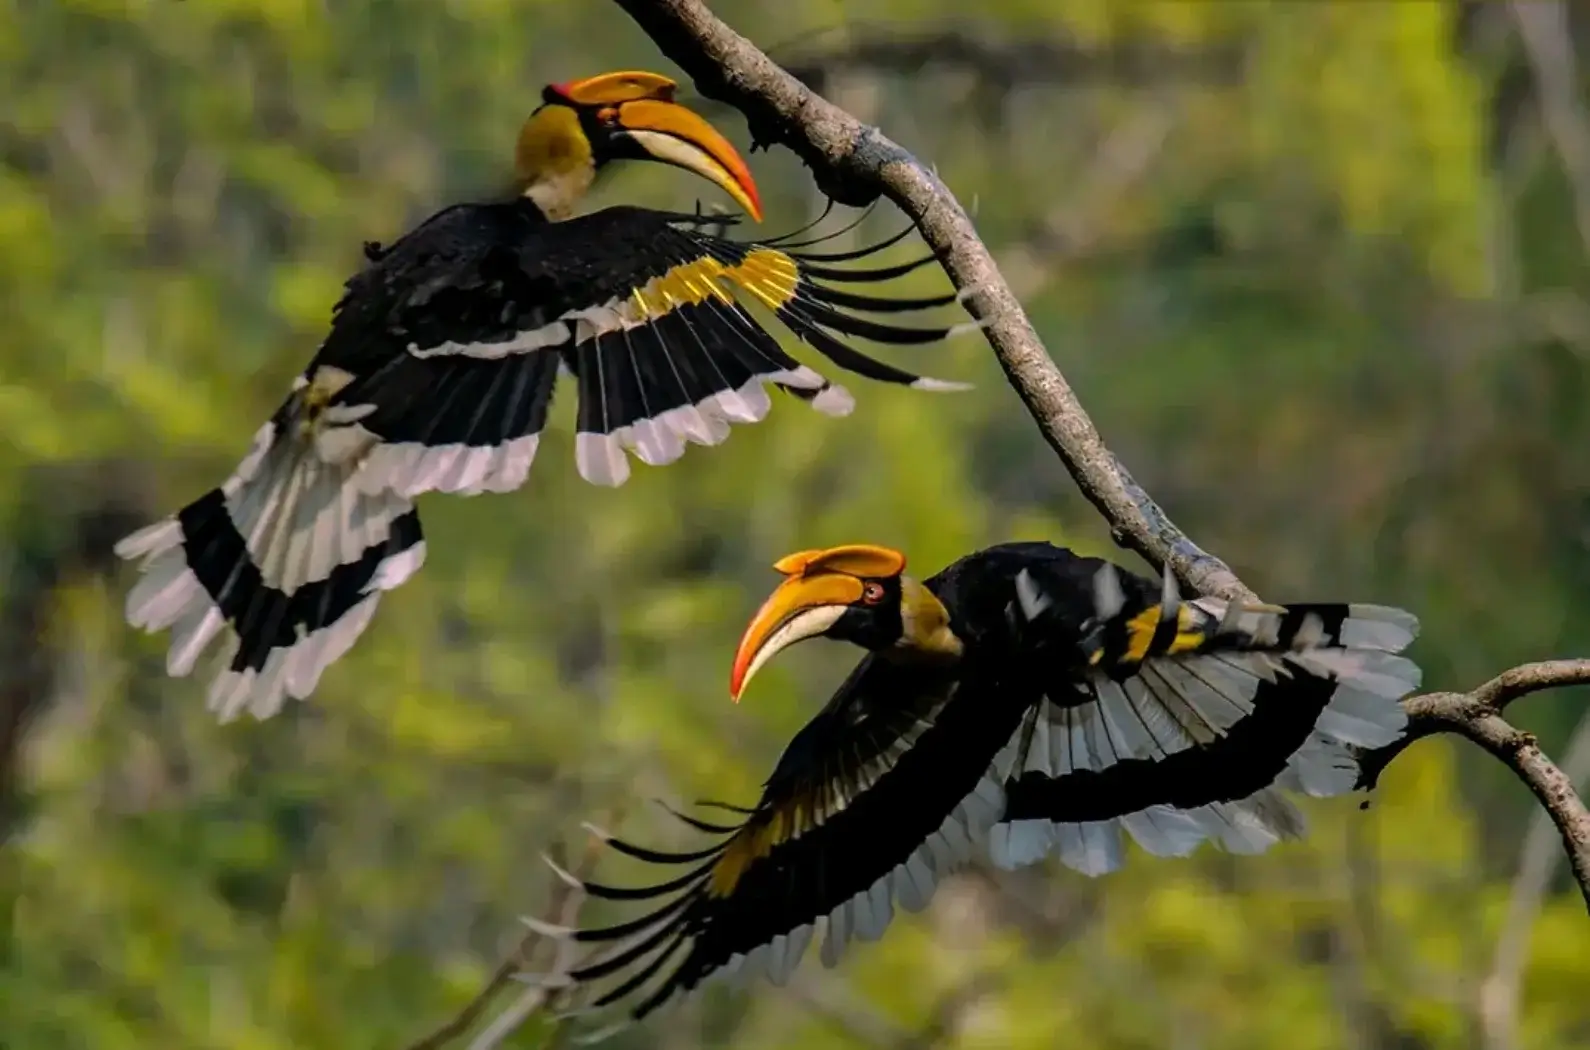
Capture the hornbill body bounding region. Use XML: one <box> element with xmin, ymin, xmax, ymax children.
<box><xmin>115</xmin><ymin>72</ymin><xmax>974</xmax><ymax>720</ymax></box>
<box><xmin>534</xmin><ymin>541</ymin><xmax>1421</xmax><ymax>1029</ymax></box>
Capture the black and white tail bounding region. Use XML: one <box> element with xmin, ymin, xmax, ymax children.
<box><xmin>116</xmin><ymin>397</ymin><xmax>426</xmax><ymax>721</ymax></box>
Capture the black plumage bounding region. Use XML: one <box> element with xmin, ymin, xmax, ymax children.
<box><xmin>532</xmin><ymin>542</ymin><xmax>1421</xmax><ymax>1031</ymax></box>
<box><xmin>115</xmin><ymin>72</ymin><xmax>977</xmax><ymax>720</ymax></box>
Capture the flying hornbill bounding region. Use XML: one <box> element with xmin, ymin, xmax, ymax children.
<box><xmin>115</xmin><ymin>71</ymin><xmax>975</xmax><ymax>720</ymax></box>
<box><xmin>528</xmin><ymin>541</ymin><xmax>1420</xmax><ymax>1029</ymax></box>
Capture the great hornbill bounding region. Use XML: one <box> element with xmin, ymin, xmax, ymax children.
<box><xmin>529</xmin><ymin>541</ymin><xmax>1420</xmax><ymax>1028</ymax></box>
<box><xmin>115</xmin><ymin>71</ymin><xmax>974</xmax><ymax>720</ymax></box>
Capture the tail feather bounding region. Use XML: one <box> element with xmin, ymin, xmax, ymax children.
<box><xmin>117</xmin><ymin>412</ymin><xmax>425</xmax><ymax>720</ymax></box>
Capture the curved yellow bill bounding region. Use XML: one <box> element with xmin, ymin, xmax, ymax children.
<box><xmin>614</xmin><ymin>98</ymin><xmax>764</xmax><ymax>222</ymax></box>
<box><xmin>729</xmin><ymin>574</ymin><xmax>862</xmax><ymax>701</ymax></box>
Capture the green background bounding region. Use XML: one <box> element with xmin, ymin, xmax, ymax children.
<box><xmin>3</xmin><ymin>1</ymin><xmax>1588</xmax><ymax>1048</ymax></box>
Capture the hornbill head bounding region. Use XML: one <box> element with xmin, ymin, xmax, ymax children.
<box><xmin>517</xmin><ymin>70</ymin><xmax>762</xmax><ymax>221</ymax></box>
<box><xmin>730</xmin><ymin>544</ymin><xmax>963</xmax><ymax>701</ymax></box>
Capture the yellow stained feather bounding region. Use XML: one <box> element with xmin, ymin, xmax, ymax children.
<box><xmin>899</xmin><ymin>577</ymin><xmax>964</xmax><ymax>660</ymax></box>
<box><xmin>514</xmin><ymin>105</ymin><xmax>593</xmax><ymax>184</ymax></box>
<box><xmin>708</xmin><ymin>795</ymin><xmax>813</xmax><ymax>898</ymax></box>
<box><xmin>631</xmin><ymin>248</ymin><xmax>801</xmax><ymax>321</ymax></box>
<box><xmin>1114</xmin><ymin>604</ymin><xmax>1208</xmax><ymax>665</ymax></box>
<box><xmin>294</xmin><ymin>365</ymin><xmax>355</xmax><ymax>437</ymax></box>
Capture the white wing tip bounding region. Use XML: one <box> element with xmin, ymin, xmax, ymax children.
<box><xmin>988</xmin><ymin>820</ymin><xmax>1054</xmax><ymax>870</ymax></box>
<box><xmin>519</xmin><ymin>915</ymin><xmax>575</xmax><ymax>940</ymax></box>
<box><xmin>114</xmin><ymin>517</ymin><xmax>181</xmax><ymax>562</ymax></box>
<box><xmin>771</xmin><ymin>365</ymin><xmax>828</xmax><ymax>392</ymax></box>
<box><xmin>811</xmin><ymin>383</ymin><xmax>855</xmax><ymax>417</ymax></box>
<box><xmin>540</xmin><ymin>852</ymin><xmax>584</xmax><ymax>890</ymax></box>
<box><xmin>1342</xmin><ymin>604</ymin><xmax>1421</xmax><ymax>651</ymax></box>
<box><xmin>909</xmin><ymin>377</ymin><xmax>974</xmax><ymax>393</ymax></box>
<box><xmin>580</xmin><ymin>822</ymin><xmax>613</xmax><ymax>843</ymax></box>
<box><xmin>368</xmin><ymin>540</ymin><xmax>427</xmax><ymax>592</ymax></box>
<box><xmin>124</xmin><ymin>556</ymin><xmax>204</xmax><ymax>630</ymax></box>
<box><xmin>574</xmin><ymin>432</ymin><xmax>632</xmax><ymax>487</ymax></box>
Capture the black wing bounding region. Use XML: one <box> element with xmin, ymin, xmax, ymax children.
<box><xmin>989</xmin><ymin>551</ymin><xmax>1421</xmax><ymax>876</ymax></box>
<box><xmin>313</xmin><ymin>203</ymin><xmax>976</xmax><ymax>494</ymax></box>
<box><xmin>532</xmin><ymin>658</ymin><xmax>1031</xmax><ymax>1030</ymax></box>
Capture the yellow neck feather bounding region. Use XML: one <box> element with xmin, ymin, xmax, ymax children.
<box><xmin>897</xmin><ymin>577</ymin><xmax>963</xmax><ymax>661</ymax></box>
<box><xmin>515</xmin><ymin>107</ymin><xmax>595</xmax><ymax>220</ymax></box>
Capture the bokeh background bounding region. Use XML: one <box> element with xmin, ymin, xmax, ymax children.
<box><xmin>4</xmin><ymin>1</ymin><xmax>1590</xmax><ymax>1047</ymax></box>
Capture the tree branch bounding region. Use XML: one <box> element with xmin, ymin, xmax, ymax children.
<box><xmin>1481</xmin><ymin>709</ymin><xmax>1590</xmax><ymax>1050</ymax></box>
<box><xmin>1359</xmin><ymin>661</ymin><xmax>1590</xmax><ymax>912</ymax></box>
<box><xmin>612</xmin><ymin>0</ymin><xmax>1255</xmax><ymax>604</ymax></box>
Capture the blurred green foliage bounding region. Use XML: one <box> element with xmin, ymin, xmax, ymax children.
<box><xmin>3</xmin><ymin>0</ymin><xmax>1589</xmax><ymax>1048</ymax></box>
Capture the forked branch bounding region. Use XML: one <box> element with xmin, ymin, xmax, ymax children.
<box><xmin>1359</xmin><ymin>660</ymin><xmax>1590</xmax><ymax>912</ymax></box>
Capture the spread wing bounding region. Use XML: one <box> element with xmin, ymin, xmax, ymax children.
<box><xmin>531</xmin><ymin>659</ymin><xmax>1030</xmax><ymax>1031</ymax></box>
<box><xmin>114</xmin><ymin>203</ymin><xmax>975</xmax><ymax>718</ymax></box>
<box><xmin>312</xmin><ymin>203</ymin><xmax>976</xmax><ymax>494</ymax></box>
<box><xmin>990</xmin><ymin>561</ymin><xmax>1422</xmax><ymax>875</ymax></box>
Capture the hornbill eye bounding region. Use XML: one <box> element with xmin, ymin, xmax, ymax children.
<box><xmin>861</xmin><ymin>581</ymin><xmax>886</xmax><ymax>605</ymax></box>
